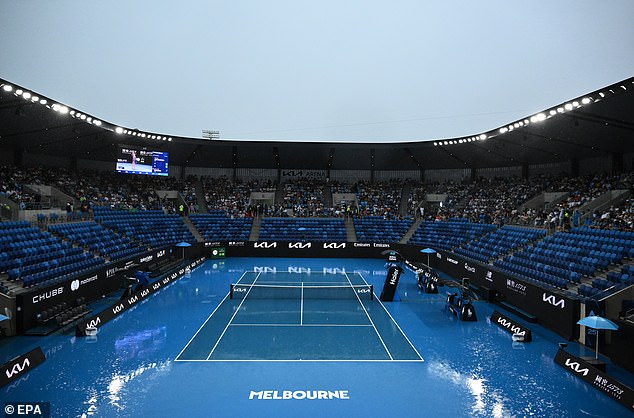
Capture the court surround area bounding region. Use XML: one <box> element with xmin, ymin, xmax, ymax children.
<box><xmin>1</xmin><ymin>257</ymin><xmax>633</xmax><ymax>417</ymax></box>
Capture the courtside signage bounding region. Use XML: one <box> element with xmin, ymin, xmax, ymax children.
<box><xmin>0</xmin><ymin>347</ymin><xmax>45</xmax><ymax>388</ymax></box>
<box><xmin>76</xmin><ymin>258</ymin><xmax>205</xmax><ymax>336</ymax></box>
<box><xmin>490</xmin><ymin>310</ymin><xmax>532</xmax><ymax>342</ymax></box>
<box><xmin>554</xmin><ymin>349</ymin><xmax>634</xmax><ymax>412</ymax></box>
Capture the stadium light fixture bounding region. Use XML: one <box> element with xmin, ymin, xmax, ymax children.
<box><xmin>39</xmin><ymin>99</ymin><xmax>47</xmax><ymax>105</ymax></box>
<box><xmin>499</xmin><ymin>127</ymin><xmax>508</xmax><ymax>134</ymax></box>
<box><xmin>530</xmin><ymin>113</ymin><xmax>546</xmax><ymax>123</ymax></box>
<box><xmin>2</xmin><ymin>84</ymin><xmax>12</xmax><ymax>92</ymax></box>
<box><xmin>115</xmin><ymin>127</ymin><xmax>124</xmax><ymax>134</ymax></box>
<box><xmin>31</xmin><ymin>95</ymin><xmax>39</xmax><ymax>102</ymax></box>
<box><xmin>581</xmin><ymin>97</ymin><xmax>591</xmax><ymax>105</ymax></box>
<box><xmin>168</xmin><ymin>138</ymin><xmax>172</xmax><ymax>142</ymax></box>
<box><xmin>15</xmin><ymin>89</ymin><xmax>23</xmax><ymax>95</ymax></box>
<box><xmin>479</xmin><ymin>134</ymin><xmax>487</xmax><ymax>140</ymax></box>
<box><xmin>564</xmin><ymin>103</ymin><xmax>573</xmax><ymax>111</ymax></box>
<box><xmin>22</xmin><ymin>92</ymin><xmax>31</xmax><ymax>100</ymax></box>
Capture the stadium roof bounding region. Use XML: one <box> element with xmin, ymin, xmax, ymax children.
<box><xmin>1</xmin><ymin>76</ymin><xmax>633</xmax><ymax>172</ymax></box>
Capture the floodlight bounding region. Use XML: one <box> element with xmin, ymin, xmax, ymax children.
<box><xmin>2</xmin><ymin>85</ymin><xmax>13</xmax><ymax>92</ymax></box>
<box><xmin>94</xmin><ymin>120</ymin><xmax>101</xmax><ymax>126</ymax></box>
<box><xmin>581</xmin><ymin>97</ymin><xmax>590</xmax><ymax>105</ymax></box>
<box><xmin>51</xmin><ymin>104</ymin><xmax>60</xmax><ymax>111</ymax></box>
<box><xmin>564</xmin><ymin>103</ymin><xmax>573</xmax><ymax>111</ymax></box>
<box><xmin>115</xmin><ymin>127</ymin><xmax>123</xmax><ymax>134</ymax></box>
<box><xmin>168</xmin><ymin>138</ymin><xmax>172</xmax><ymax>142</ymax></box>
<box><xmin>479</xmin><ymin>134</ymin><xmax>486</xmax><ymax>140</ymax></box>
<box><xmin>572</xmin><ymin>101</ymin><xmax>579</xmax><ymax>107</ymax></box>
<box><xmin>499</xmin><ymin>127</ymin><xmax>508</xmax><ymax>134</ymax></box>
<box><xmin>549</xmin><ymin>110</ymin><xmax>557</xmax><ymax>116</ymax></box>
<box><xmin>15</xmin><ymin>89</ymin><xmax>23</xmax><ymax>95</ymax></box>
<box><xmin>39</xmin><ymin>99</ymin><xmax>47</xmax><ymax>105</ymax></box>
<box><xmin>79</xmin><ymin>114</ymin><xmax>86</xmax><ymax>119</ymax></box>
<box><xmin>22</xmin><ymin>92</ymin><xmax>31</xmax><ymax>100</ymax></box>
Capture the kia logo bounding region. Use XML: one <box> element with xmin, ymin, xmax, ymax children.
<box><xmin>564</xmin><ymin>359</ymin><xmax>589</xmax><ymax>376</ymax></box>
<box><xmin>5</xmin><ymin>358</ymin><xmax>30</xmax><ymax>378</ymax></box>
<box><xmin>254</xmin><ymin>242</ymin><xmax>277</xmax><ymax>249</ymax></box>
<box><xmin>543</xmin><ymin>293</ymin><xmax>565</xmax><ymax>309</ymax></box>
<box><xmin>70</xmin><ymin>280</ymin><xmax>80</xmax><ymax>291</ymax></box>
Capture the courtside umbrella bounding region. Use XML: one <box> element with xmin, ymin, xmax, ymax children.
<box><xmin>577</xmin><ymin>315</ymin><xmax>619</xmax><ymax>359</ymax></box>
<box><xmin>420</xmin><ymin>248</ymin><xmax>436</xmax><ymax>266</ymax></box>
<box><xmin>175</xmin><ymin>241</ymin><xmax>192</xmax><ymax>259</ymax></box>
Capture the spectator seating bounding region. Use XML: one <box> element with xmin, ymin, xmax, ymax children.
<box><xmin>190</xmin><ymin>213</ymin><xmax>253</xmax><ymax>241</ymax></box>
<box><xmin>94</xmin><ymin>207</ymin><xmax>195</xmax><ymax>248</ymax></box>
<box><xmin>258</xmin><ymin>218</ymin><xmax>346</xmax><ymax>241</ymax></box>
<box><xmin>408</xmin><ymin>220</ymin><xmax>495</xmax><ymax>250</ymax></box>
<box><xmin>456</xmin><ymin>226</ymin><xmax>547</xmax><ymax>264</ymax></box>
<box><xmin>0</xmin><ymin>221</ymin><xmax>103</xmax><ymax>288</ymax></box>
<box><xmin>48</xmin><ymin>221</ymin><xmax>147</xmax><ymax>262</ymax></box>
<box><xmin>354</xmin><ymin>217</ymin><xmax>412</xmax><ymax>243</ymax></box>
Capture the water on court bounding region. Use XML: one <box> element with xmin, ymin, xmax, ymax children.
<box><xmin>1</xmin><ymin>257</ymin><xmax>633</xmax><ymax>417</ymax></box>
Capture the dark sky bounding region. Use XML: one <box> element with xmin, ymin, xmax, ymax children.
<box><xmin>1</xmin><ymin>1</ymin><xmax>633</xmax><ymax>142</ymax></box>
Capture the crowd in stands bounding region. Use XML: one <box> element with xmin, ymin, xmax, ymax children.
<box><xmin>2</xmin><ymin>164</ymin><xmax>633</xmax><ymax>231</ymax></box>
<box><xmin>353</xmin><ymin>180</ymin><xmax>403</xmax><ymax>219</ymax></box>
<box><xmin>282</xmin><ymin>179</ymin><xmax>326</xmax><ymax>217</ymax></box>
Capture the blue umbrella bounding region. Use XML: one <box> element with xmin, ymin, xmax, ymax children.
<box><xmin>175</xmin><ymin>242</ymin><xmax>192</xmax><ymax>259</ymax></box>
<box><xmin>420</xmin><ymin>248</ymin><xmax>436</xmax><ymax>266</ymax></box>
<box><xmin>577</xmin><ymin>315</ymin><xmax>619</xmax><ymax>359</ymax></box>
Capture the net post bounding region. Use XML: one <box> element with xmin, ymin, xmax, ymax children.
<box><xmin>370</xmin><ymin>285</ymin><xmax>373</xmax><ymax>300</ymax></box>
<box><xmin>230</xmin><ymin>284</ymin><xmax>234</xmax><ymax>299</ymax></box>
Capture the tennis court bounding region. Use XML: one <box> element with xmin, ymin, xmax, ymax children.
<box><xmin>2</xmin><ymin>257</ymin><xmax>633</xmax><ymax>417</ymax></box>
<box><xmin>176</xmin><ymin>271</ymin><xmax>422</xmax><ymax>361</ymax></box>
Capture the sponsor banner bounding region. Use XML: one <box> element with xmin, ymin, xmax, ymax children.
<box><xmin>380</xmin><ymin>266</ymin><xmax>402</xmax><ymax>302</ymax></box>
<box><xmin>490</xmin><ymin>310</ymin><xmax>532</xmax><ymax>342</ymax></box>
<box><xmin>76</xmin><ymin>258</ymin><xmax>205</xmax><ymax>336</ymax></box>
<box><xmin>16</xmin><ymin>246</ymin><xmax>172</xmax><ymax>333</ymax></box>
<box><xmin>281</xmin><ymin>169</ymin><xmax>327</xmax><ymax>179</ymax></box>
<box><xmin>431</xmin><ymin>249</ymin><xmax>579</xmax><ymax>339</ymax></box>
<box><xmin>554</xmin><ymin>349</ymin><xmax>634</xmax><ymax>412</ymax></box>
<box><xmin>223</xmin><ymin>241</ymin><xmax>386</xmax><ymax>259</ymax></box>
<box><xmin>0</xmin><ymin>347</ymin><xmax>45</xmax><ymax>388</ymax></box>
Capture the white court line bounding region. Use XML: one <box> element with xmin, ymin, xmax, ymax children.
<box><xmin>354</xmin><ymin>272</ymin><xmax>424</xmax><ymax>362</ymax></box>
<box><xmin>177</xmin><ymin>359</ymin><xmax>424</xmax><ymax>363</ymax></box>
<box><xmin>229</xmin><ymin>323</ymin><xmax>373</xmax><ymax>327</ymax></box>
<box><xmin>300</xmin><ymin>282</ymin><xmax>304</xmax><ymax>325</ymax></box>
<box><xmin>344</xmin><ymin>272</ymin><xmax>393</xmax><ymax>360</ymax></box>
<box><xmin>174</xmin><ymin>270</ymin><xmax>250</xmax><ymax>360</ymax></box>
<box><xmin>205</xmin><ymin>272</ymin><xmax>262</xmax><ymax>360</ymax></box>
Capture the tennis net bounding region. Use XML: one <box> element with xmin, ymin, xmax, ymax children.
<box><xmin>229</xmin><ymin>283</ymin><xmax>373</xmax><ymax>300</ymax></box>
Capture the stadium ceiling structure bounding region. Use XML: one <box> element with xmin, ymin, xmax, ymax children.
<box><xmin>0</xmin><ymin>76</ymin><xmax>633</xmax><ymax>173</ymax></box>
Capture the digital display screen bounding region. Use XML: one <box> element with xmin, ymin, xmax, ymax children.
<box><xmin>116</xmin><ymin>147</ymin><xmax>169</xmax><ymax>176</ymax></box>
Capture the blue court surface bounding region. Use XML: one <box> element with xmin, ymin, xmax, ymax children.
<box><xmin>2</xmin><ymin>257</ymin><xmax>633</xmax><ymax>417</ymax></box>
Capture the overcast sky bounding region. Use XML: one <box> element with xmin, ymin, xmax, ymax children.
<box><xmin>1</xmin><ymin>1</ymin><xmax>633</xmax><ymax>142</ymax></box>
